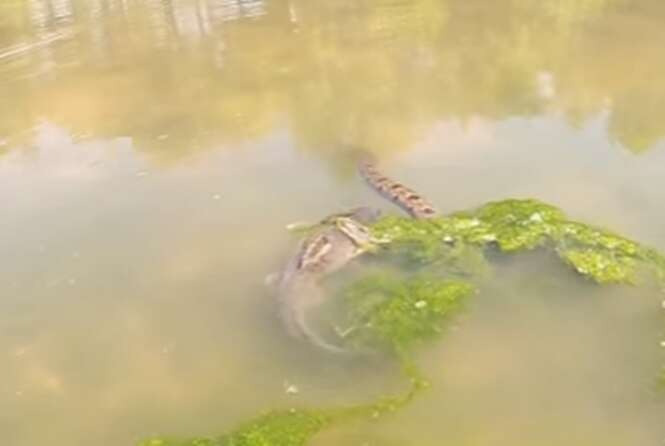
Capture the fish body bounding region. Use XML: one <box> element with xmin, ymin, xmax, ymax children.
<box><xmin>273</xmin><ymin>208</ymin><xmax>380</xmax><ymax>352</ymax></box>
<box><xmin>273</xmin><ymin>155</ymin><xmax>438</xmax><ymax>352</ymax></box>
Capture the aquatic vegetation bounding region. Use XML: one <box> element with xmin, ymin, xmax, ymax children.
<box><xmin>139</xmin><ymin>370</ymin><xmax>430</xmax><ymax>446</ymax></box>
<box><xmin>141</xmin><ymin>438</ymin><xmax>215</xmax><ymax>446</ymax></box>
<box><xmin>140</xmin><ymin>198</ymin><xmax>665</xmax><ymax>446</ymax></box>
<box><xmin>341</xmin><ymin>274</ymin><xmax>474</xmax><ymax>353</ymax></box>
<box><xmin>219</xmin><ymin>410</ymin><xmax>329</xmax><ymax>446</ymax></box>
<box><xmin>139</xmin><ymin>275</ymin><xmax>465</xmax><ymax>446</ymax></box>
<box><xmin>559</xmin><ymin>248</ymin><xmax>636</xmax><ymax>284</ymax></box>
<box><xmin>139</xmin><ymin>410</ymin><xmax>329</xmax><ymax>446</ymax></box>
<box><xmin>371</xmin><ymin>198</ymin><xmax>665</xmax><ymax>285</ymax></box>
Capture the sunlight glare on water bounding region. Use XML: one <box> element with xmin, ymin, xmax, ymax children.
<box><xmin>1</xmin><ymin>0</ymin><xmax>665</xmax><ymax>445</ymax></box>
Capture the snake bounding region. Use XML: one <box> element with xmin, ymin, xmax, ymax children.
<box><xmin>270</xmin><ymin>153</ymin><xmax>438</xmax><ymax>352</ymax></box>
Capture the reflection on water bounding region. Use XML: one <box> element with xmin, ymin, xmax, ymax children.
<box><xmin>1</xmin><ymin>0</ymin><xmax>665</xmax><ymax>160</ymax></box>
<box><xmin>1</xmin><ymin>1</ymin><xmax>665</xmax><ymax>446</ymax></box>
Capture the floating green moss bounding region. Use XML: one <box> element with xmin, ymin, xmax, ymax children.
<box><xmin>465</xmin><ymin>198</ymin><xmax>565</xmax><ymax>251</ymax></box>
<box><xmin>557</xmin><ymin>222</ymin><xmax>665</xmax><ymax>283</ymax></box>
<box><xmin>140</xmin><ymin>437</ymin><xmax>217</xmax><ymax>446</ymax></box>
<box><xmin>370</xmin><ymin>198</ymin><xmax>665</xmax><ymax>285</ymax></box>
<box><xmin>559</xmin><ymin>248</ymin><xmax>637</xmax><ymax>284</ymax></box>
<box><xmin>220</xmin><ymin>410</ymin><xmax>329</xmax><ymax>446</ymax></box>
<box><xmin>370</xmin><ymin>199</ymin><xmax>564</xmax><ymax>254</ymax></box>
<box><xmin>138</xmin><ymin>376</ymin><xmax>429</xmax><ymax>446</ymax></box>
<box><xmin>341</xmin><ymin>275</ymin><xmax>474</xmax><ymax>353</ymax></box>
<box><xmin>139</xmin><ymin>410</ymin><xmax>329</xmax><ymax>446</ymax></box>
<box><xmin>138</xmin><ymin>274</ymin><xmax>456</xmax><ymax>446</ymax></box>
<box><xmin>140</xmin><ymin>198</ymin><xmax>665</xmax><ymax>446</ymax></box>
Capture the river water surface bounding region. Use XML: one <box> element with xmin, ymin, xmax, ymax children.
<box><xmin>1</xmin><ymin>1</ymin><xmax>665</xmax><ymax>445</ymax></box>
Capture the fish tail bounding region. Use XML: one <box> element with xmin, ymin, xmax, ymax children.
<box><xmin>279</xmin><ymin>282</ymin><xmax>350</xmax><ymax>354</ymax></box>
<box><xmin>292</xmin><ymin>307</ymin><xmax>350</xmax><ymax>354</ymax></box>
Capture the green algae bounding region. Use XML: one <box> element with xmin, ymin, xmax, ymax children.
<box><xmin>219</xmin><ymin>410</ymin><xmax>329</xmax><ymax>446</ymax></box>
<box><xmin>138</xmin><ymin>410</ymin><xmax>329</xmax><ymax>446</ymax></box>
<box><xmin>140</xmin><ymin>198</ymin><xmax>665</xmax><ymax>446</ymax></box>
<box><xmin>370</xmin><ymin>198</ymin><xmax>665</xmax><ymax>285</ymax></box>
<box><xmin>141</xmin><ymin>439</ymin><xmax>217</xmax><ymax>446</ymax></box>
<box><xmin>138</xmin><ymin>374</ymin><xmax>429</xmax><ymax>446</ymax></box>
<box><xmin>341</xmin><ymin>274</ymin><xmax>474</xmax><ymax>353</ymax></box>
<box><xmin>464</xmin><ymin>198</ymin><xmax>566</xmax><ymax>251</ymax></box>
<box><xmin>369</xmin><ymin>199</ymin><xmax>565</xmax><ymax>254</ymax></box>
<box><xmin>559</xmin><ymin>248</ymin><xmax>637</xmax><ymax>284</ymax></box>
<box><xmin>138</xmin><ymin>275</ymin><xmax>464</xmax><ymax>446</ymax></box>
<box><xmin>555</xmin><ymin>221</ymin><xmax>660</xmax><ymax>283</ymax></box>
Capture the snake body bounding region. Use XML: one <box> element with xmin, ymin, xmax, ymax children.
<box><xmin>273</xmin><ymin>155</ymin><xmax>438</xmax><ymax>352</ymax></box>
<box><xmin>357</xmin><ymin>154</ymin><xmax>438</xmax><ymax>220</ymax></box>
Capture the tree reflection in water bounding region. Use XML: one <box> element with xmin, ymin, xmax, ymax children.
<box><xmin>0</xmin><ymin>0</ymin><xmax>664</xmax><ymax>163</ymax></box>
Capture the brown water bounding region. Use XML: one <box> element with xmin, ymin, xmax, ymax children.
<box><xmin>1</xmin><ymin>1</ymin><xmax>665</xmax><ymax>445</ymax></box>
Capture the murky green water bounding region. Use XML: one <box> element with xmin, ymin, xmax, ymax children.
<box><xmin>2</xmin><ymin>1</ymin><xmax>665</xmax><ymax>445</ymax></box>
